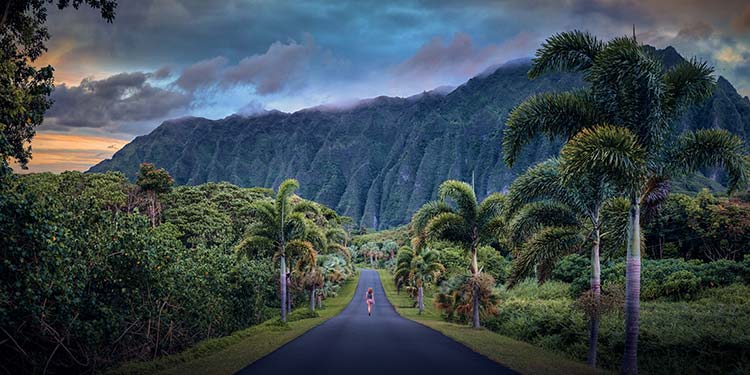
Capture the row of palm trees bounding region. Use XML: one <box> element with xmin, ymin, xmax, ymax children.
<box><xmin>240</xmin><ymin>30</ymin><xmax>750</xmax><ymax>375</ymax></box>
<box><xmin>409</xmin><ymin>30</ymin><xmax>749</xmax><ymax>375</ymax></box>
<box><xmin>236</xmin><ymin>179</ymin><xmax>352</xmax><ymax>320</ymax></box>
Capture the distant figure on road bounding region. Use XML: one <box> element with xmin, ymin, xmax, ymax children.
<box><xmin>366</xmin><ymin>287</ymin><xmax>375</xmax><ymax>316</ymax></box>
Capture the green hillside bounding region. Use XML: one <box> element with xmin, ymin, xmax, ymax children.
<box><xmin>90</xmin><ymin>48</ymin><xmax>750</xmax><ymax>229</ymax></box>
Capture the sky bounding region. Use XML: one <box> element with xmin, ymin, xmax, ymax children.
<box><xmin>18</xmin><ymin>0</ymin><xmax>750</xmax><ymax>172</ymax></box>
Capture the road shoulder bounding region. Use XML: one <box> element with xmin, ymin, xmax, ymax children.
<box><xmin>376</xmin><ymin>269</ymin><xmax>607</xmax><ymax>375</ymax></box>
<box><xmin>108</xmin><ymin>271</ymin><xmax>361</xmax><ymax>375</ymax></box>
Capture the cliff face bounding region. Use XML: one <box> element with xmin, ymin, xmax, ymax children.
<box><xmin>90</xmin><ymin>50</ymin><xmax>750</xmax><ymax>228</ymax></box>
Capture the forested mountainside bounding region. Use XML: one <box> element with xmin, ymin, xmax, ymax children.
<box><xmin>90</xmin><ymin>47</ymin><xmax>750</xmax><ymax>228</ymax></box>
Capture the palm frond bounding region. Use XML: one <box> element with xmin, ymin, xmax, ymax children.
<box><xmin>670</xmin><ymin>129</ymin><xmax>750</xmax><ymax>194</ymax></box>
<box><xmin>438</xmin><ymin>180</ymin><xmax>478</xmax><ymax>223</ymax></box>
<box><xmin>588</xmin><ymin>37</ymin><xmax>668</xmax><ymax>147</ymax></box>
<box><xmin>640</xmin><ymin>175</ymin><xmax>671</xmax><ymax>221</ymax></box>
<box><xmin>508</xmin><ymin>201</ymin><xmax>580</xmax><ymax>246</ymax></box>
<box><xmin>477</xmin><ymin>192</ymin><xmax>506</xmax><ymax>228</ymax></box>
<box><xmin>505</xmin><ymin>159</ymin><xmax>580</xmax><ymax>216</ymax></box>
<box><xmin>503</xmin><ymin>90</ymin><xmax>599</xmax><ymax>166</ymax></box>
<box><xmin>600</xmin><ymin>197</ymin><xmax>629</xmax><ymax>258</ymax></box>
<box><xmin>507</xmin><ymin>226</ymin><xmax>584</xmax><ymax>287</ymax></box>
<box><xmin>528</xmin><ymin>30</ymin><xmax>603</xmax><ymax>79</ymax></box>
<box><xmin>663</xmin><ymin>58</ymin><xmax>715</xmax><ymax>115</ymax></box>
<box><xmin>411</xmin><ymin>200</ymin><xmax>453</xmax><ymax>237</ymax></box>
<box><xmin>424</xmin><ymin>212</ymin><xmax>471</xmax><ymax>246</ymax></box>
<box><xmin>235</xmin><ymin>235</ymin><xmax>275</xmax><ymax>258</ymax></box>
<box><xmin>276</xmin><ymin>178</ymin><xmax>299</xmax><ymax>218</ymax></box>
<box><xmin>560</xmin><ymin>125</ymin><xmax>647</xmax><ymax>192</ymax></box>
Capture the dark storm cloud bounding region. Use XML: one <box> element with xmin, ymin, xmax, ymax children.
<box><xmin>45</xmin><ymin>72</ymin><xmax>191</xmax><ymax>130</ymax></box>
<box><xmin>222</xmin><ymin>35</ymin><xmax>316</xmax><ymax>94</ymax></box>
<box><xmin>676</xmin><ymin>21</ymin><xmax>714</xmax><ymax>40</ymax></box>
<box><xmin>173</xmin><ymin>36</ymin><xmax>316</xmax><ymax>95</ymax></box>
<box><xmin>732</xmin><ymin>5</ymin><xmax>750</xmax><ymax>33</ymax></box>
<box><xmin>174</xmin><ymin>56</ymin><xmax>228</xmax><ymax>92</ymax></box>
<box><xmin>152</xmin><ymin>66</ymin><xmax>173</xmax><ymax>80</ymax></box>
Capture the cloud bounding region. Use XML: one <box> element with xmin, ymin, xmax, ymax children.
<box><xmin>44</xmin><ymin>72</ymin><xmax>191</xmax><ymax>130</ymax></box>
<box><xmin>222</xmin><ymin>35</ymin><xmax>316</xmax><ymax>94</ymax></box>
<box><xmin>676</xmin><ymin>21</ymin><xmax>714</xmax><ymax>40</ymax></box>
<box><xmin>174</xmin><ymin>56</ymin><xmax>228</xmax><ymax>92</ymax></box>
<box><xmin>732</xmin><ymin>5</ymin><xmax>750</xmax><ymax>33</ymax></box>
<box><xmin>152</xmin><ymin>66</ymin><xmax>173</xmax><ymax>79</ymax></box>
<box><xmin>716</xmin><ymin>47</ymin><xmax>744</xmax><ymax>63</ymax></box>
<box><xmin>393</xmin><ymin>32</ymin><xmax>535</xmax><ymax>86</ymax></box>
<box><xmin>236</xmin><ymin>100</ymin><xmax>268</xmax><ymax>116</ymax></box>
<box><xmin>174</xmin><ymin>36</ymin><xmax>317</xmax><ymax>95</ymax></box>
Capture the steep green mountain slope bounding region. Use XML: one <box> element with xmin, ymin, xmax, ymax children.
<box><xmin>90</xmin><ymin>48</ymin><xmax>750</xmax><ymax>228</ymax></box>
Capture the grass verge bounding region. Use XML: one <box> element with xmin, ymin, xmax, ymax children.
<box><xmin>376</xmin><ymin>269</ymin><xmax>607</xmax><ymax>375</ymax></box>
<box><xmin>109</xmin><ymin>271</ymin><xmax>360</xmax><ymax>375</ymax></box>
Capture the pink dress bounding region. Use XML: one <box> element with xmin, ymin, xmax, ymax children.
<box><xmin>366</xmin><ymin>291</ymin><xmax>374</xmax><ymax>306</ymax></box>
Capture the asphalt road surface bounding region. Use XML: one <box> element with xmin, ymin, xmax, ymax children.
<box><xmin>237</xmin><ymin>269</ymin><xmax>517</xmax><ymax>375</ymax></box>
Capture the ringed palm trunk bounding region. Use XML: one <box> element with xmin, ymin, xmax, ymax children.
<box><xmin>622</xmin><ymin>196</ymin><xmax>641</xmax><ymax>375</ymax></box>
<box><xmin>417</xmin><ymin>284</ymin><xmax>424</xmax><ymax>314</ymax></box>
<box><xmin>280</xmin><ymin>255</ymin><xmax>287</xmax><ymax>322</ymax></box>
<box><xmin>310</xmin><ymin>286</ymin><xmax>316</xmax><ymax>311</ymax></box>
<box><xmin>588</xmin><ymin>227</ymin><xmax>601</xmax><ymax>367</ymax></box>
<box><xmin>470</xmin><ymin>244</ymin><xmax>480</xmax><ymax>329</ymax></box>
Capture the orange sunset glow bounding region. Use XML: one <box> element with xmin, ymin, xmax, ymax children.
<box><xmin>13</xmin><ymin>133</ymin><xmax>129</xmax><ymax>174</ymax></box>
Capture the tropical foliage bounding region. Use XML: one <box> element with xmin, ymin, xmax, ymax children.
<box><xmin>0</xmin><ymin>172</ymin><xmax>351</xmax><ymax>373</ymax></box>
<box><xmin>412</xmin><ymin>179</ymin><xmax>506</xmax><ymax>328</ymax></box>
<box><xmin>503</xmin><ymin>30</ymin><xmax>750</xmax><ymax>373</ymax></box>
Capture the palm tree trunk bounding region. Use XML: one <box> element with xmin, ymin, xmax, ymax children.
<box><xmin>588</xmin><ymin>227</ymin><xmax>601</xmax><ymax>367</ymax></box>
<box><xmin>622</xmin><ymin>196</ymin><xmax>641</xmax><ymax>375</ymax></box>
<box><xmin>287</xmin><ymin>274</ymin><xmax>292</xmax><ymax>314</ymax></box>
<box><xmin>470</xmin><ymin>244</ymin><xmax>480</xmax><ymax>329</ymax></box>
<box><xmin>280</xmin><ymin>256</ymin><xmax>287</xmax><ymax>322</ymax></box>
<box><xmin>310</xmin><ymin>286</ymin><xmax>316</xmax><ymax>311</ymax></box>
<box><xmin>417</xmin><ymin>285</ymin><xmax>424</xmax><ymax>314</ymax></box>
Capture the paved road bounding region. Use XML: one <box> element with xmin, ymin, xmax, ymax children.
<box><xmin>237</xmin><ymin>269</ymin><xmax>517</xmax><ymax>375</ymax></box>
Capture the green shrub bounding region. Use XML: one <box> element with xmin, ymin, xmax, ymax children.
<box><xmin>659</xmin><ymin>270</ymin><xmax>701</xmax><ymax>300</ymax></box>
<box><xmin>499</xmin><ymin>280</ymin><xmax>571</xmax><ymax>300</ymax></box>
<box><xmin>551</xmin><ymin>254</ymin><xmax>589</xmax><ymax>283</ymax></box>
<box><xmin>288</xmin><ymin>309</ymin><xmax>320</xmax><ymax>321</ymax></box>
<box><xmin>569</xmin><ymin>257</ymin><xmax>750</xmax><ymax>299</ymax></box>
<box><xmin>487</xmin><ymin>283</ymin><xmax>750</xmax><ymax>374</ymax></box>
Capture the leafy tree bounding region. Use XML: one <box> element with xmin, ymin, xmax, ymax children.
<box><xmin>504</xmin><ymin>30</ymin><xmax>750</xmax><ymax>373</ymax></box>
<box><xmin>237</xmin><ymin>179</ymin><xmax>300</xmax><ymax>321</ymax></box>
<box><xmin>135</xmin><ymin>162</ymin><xmax>174</xmax><ymax>226</ymax></box>
<box><xmin>394</xmin><ymin>247</ymin><xmax>444</xmax><ymax>314</ymax></box>
<box><xmin>1</xmin><ymin>0</ymin><xmax>116</xmax><ymax>174</ymax></box>
<box><xmin>412</xmin><ymin>180</ymin><xmax>506</xmax><ymax>328</ymax></box>
<box><xmin>504</xmin><ymin>158</ymin><xmax>629</xmax><ymax>366</ymax></box>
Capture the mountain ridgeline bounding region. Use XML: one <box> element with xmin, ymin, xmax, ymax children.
<box><xmin>90</xmin><ymin>47</ymin><xmax>750</xmax><ymax>228</ymax></box>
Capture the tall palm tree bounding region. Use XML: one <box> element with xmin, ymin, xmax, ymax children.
<box><xmin>505</xmin><ymin>158</ymin><xmax>628</xmax><ymax>366</ymax></box>
<box><xmin>503</xmin><ymin>30</ymin><xmax>750</xmax><ymax>374</ymax></box>
<box><xmin>394</xmin><ymin>247</ymin><xmax>444</xmax><ymax>314</ymax></box>
<box><xmin>412</xmin><ymin>180</ymin><xmax>506</xmax><ymax>328</ymax></box>
<box><xmin>237</xmin><ymin>179</ymin><xmax>321</xmax><ymax>322</ymax></box>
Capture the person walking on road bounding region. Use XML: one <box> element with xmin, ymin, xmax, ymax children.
<box><xmin>366</xmin><ymin>287</ymin><xmax>375</xmax><ymax>316</ymax></box>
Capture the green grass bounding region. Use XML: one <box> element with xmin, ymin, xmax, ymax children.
<box><xmin>376</xmin><ymin>270</ymin><xmax>607</xmax><ymax>375</ymax></box>
<box><xmin>109</xmin><ymin>271</ymin><xmax>360</xmax><ymax>375</ymax></box>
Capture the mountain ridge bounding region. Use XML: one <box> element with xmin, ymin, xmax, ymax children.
<box><xmin>90</xmin><ymin>47</ymin><xmax>750</xmax><ymax>228</ymax></box>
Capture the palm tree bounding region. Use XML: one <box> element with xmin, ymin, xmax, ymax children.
<box><xmin>505</xmin><ymin>158</ymin><xmax>628</xmax><ymax>366</ymax></box>
<box><xmin>394</xmin><ymin>247</ymin><xmax>444</xmax><ymax>314</ymax></box>
<box><xmin>236</xmin><ymin>179</ymin><xmax>321</xmax><ymax>322</ymax></box>
<box><xmin>503</xmin><ymin>30</ymin><xmax>750</xmax><ymax>373</ymax></box>
<box><xmin>412</xmin><ymin>180</ymin><xmax>506</xmax><ymax>328</ymax></box>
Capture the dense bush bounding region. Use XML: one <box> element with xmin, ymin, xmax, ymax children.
<box><xmin>644</xmin><ymin>191</ymin><xmax>750</xmax><ymax>261</ymax></box>
<box><xmin>487</xmin><ymin>282</ymin><xmax>750</xmax><ymax>374</ymax></box>
<box><xmin>558</xmin><ymin>255</ymin><xmax>750</xmax><ymax>299</ymax></box>
<box><xmin>0</xmin><ymin>172</ymin><xmax>349</xmax><ymax>373</ymax></box>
